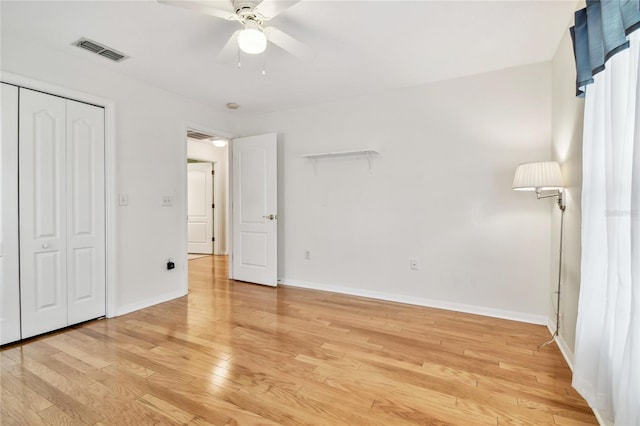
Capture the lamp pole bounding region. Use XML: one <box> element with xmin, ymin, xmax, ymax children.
<box><xmin>539</xmin><ymin>190</ymin><xmax>565</xmax><ymax>348</ymax></box>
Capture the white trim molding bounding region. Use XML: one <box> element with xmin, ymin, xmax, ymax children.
<box><xmin>279</xmin><ymin>278</ymin><xmax>548</xmax><ymax>325</ymax></box>
<box><xmin>180</xmin><ymin>121</ymin><xmax>233</xmax><ymax>294</ymax></box>
<box><xmin>552</xmin><ymin>327</ymin><xmax>575</xmax><ymax>371</ymax></box>
<box><xmin>114</xmin><ymin>289</ymin><xmax>187</xmax><ymax>317</ymax></box>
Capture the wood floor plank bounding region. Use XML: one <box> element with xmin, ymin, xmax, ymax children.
<box><xmin>6</xmin><ymin>368</ymin><xmax>103</xmax><ymax>424</ymax></box>
<box><xmin>137</xmin><ymin>393</ymin><xmax>198</xmax><ymax>424</ymax></box>
<box><xmin>1</xmin><ymin>255</ymin><xmax>596</xmax><ymax>425</ymax></box>
<box><xmin>43</xmin><ymin>335</ymin><xmax>112</xmax><ymax>370</ymax></box>
<box><xmin>0</xmin><ymin>385</ymin><xmax>49</xmax><ymax>426</ymax></box>
<box><xmin>37</xmin><ymin>405</ymin><xmax>87</xmax><ymax>426</ymax></box>
<box><xmin>0</xmin><ymin>370</ymin><xmax>53</xmax><ymax>412</ymax></box>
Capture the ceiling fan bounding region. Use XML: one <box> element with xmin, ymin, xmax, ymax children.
<box><xmin>158</xmin><ymin>0</ymin><xmax>313</xmax><ymax>60</ymax></box>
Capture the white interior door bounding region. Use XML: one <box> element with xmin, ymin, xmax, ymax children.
<box><xmin>19</xmin><ymin>89</ymin><xmax>68</xmax><ymax>338</ymax></box>
<box><xmin>1</xmin><ymin>83</ymin><xmax>21</xmax><ymax>345</ymax></box>
<box><xmin>188</xmin><ymin>162</ymin><xmax>213</xmax><ymax>254</ymax></box>
<box><xmin>231</xmin><ymin>133</ymin><xmax>277</xmax><ymax>286</ymax></box>
<box><xmin>66</xmin><ymin>99</ymin><xmax>105</xmax><ymax>325</ymax></box>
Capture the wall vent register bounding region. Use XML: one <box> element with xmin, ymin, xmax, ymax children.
<box><xmin>73</xmin><ymin>37</ymin><xmax>128</xmax><ymax>62</ymax></box>
<box><xmin>187</xmin><ymin>130</ymin><xmax>214</xmax><ymax>140</ymax></box>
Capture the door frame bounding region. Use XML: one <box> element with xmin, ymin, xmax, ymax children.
<box><xmin>181</xmin><ymin>122</ymin><xmax>232</xmax><ymax>288</ymax></box>
<box><xmin>0</xmin><ymin>71</ymin><xmax>117</xmax><ymax>317</ymax></box>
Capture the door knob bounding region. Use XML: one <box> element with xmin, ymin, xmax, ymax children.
<box><xmin>262</xmin><ymin>214</ymin><xmax>277</xmax><ymax>220</ymax></box>
<box><xmin>42</xmin><ymin>243</ymin><xmax>49</xmax><ymax>249</ymax></box>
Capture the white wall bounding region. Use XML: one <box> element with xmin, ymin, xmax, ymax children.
<box><xmin>187</xmin><ymin>138</ymin><xmax>229</xmax><ymax>254</ymax></box>
<box><xmin>1</xmin><ymin>37</ymin><xmax>236</xmax><ymax>315</ymax></box>
<box><xmin>1</xmin><ymin>31</ymin><xmax>560</xmax><ymax>325</ymax></box>
<box><xmin>238</xmin><ymin>63</ymin><xmax>554</xmax><ymax>323</ymax></box>
<box><xmin>551</xmin><ymin>28</ymin><xmax>585</xmax><ymax>361</ymax></box>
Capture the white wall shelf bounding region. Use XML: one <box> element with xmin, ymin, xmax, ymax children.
<box><xmin>302</xmin><ymin>149</ymin><xmax>379</xmax><ymax>174</ymax></box>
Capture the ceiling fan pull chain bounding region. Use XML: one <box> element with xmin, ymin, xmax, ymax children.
<box><xmin>237</xmin><ymin>44</ymin><xmax>241</xmax><ymax>69</ymax></box>
<box><xmin>262</xmin><ymin>46</ymin><xmax>267</xmax><ymax>76</ymax></box>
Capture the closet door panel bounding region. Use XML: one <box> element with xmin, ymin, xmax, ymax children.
<box><xmin>34</xmin><ymin>252</ymin><xmax>64</xmax><ymax>307</ymax></box>
<box><xmin>0</xmin><ymin>83</ymin><xmax>21</xmax><ymax>345</ymax></box>
<box><xmin>66</xmin><ymin>100</ymin><xmax>105</xmax><ymax>325</ymax></box>
<box><xmin>19</xmin><ymin>89</ymin><xmax>68</xmax><ymax>338</ymax></box>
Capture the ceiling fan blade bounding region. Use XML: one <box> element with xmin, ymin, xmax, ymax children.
<box><xmin>157</xmin><ymin>0</ymin><xmax>239</xmax><ymax>21</ymax></box>
<box><xmin>264</xmin><ymin>26</ymin><xmax>314</xmax><ymax>62</ymax></box>
<box><xmin>216</xmin><ymin>30</ymin><xmax>240</xmax><ymax>62</ymax></box>
<box><xmin>254</xmin><ymin>0</ymin><xmax>301</xmax><ymax>20</ymax></box>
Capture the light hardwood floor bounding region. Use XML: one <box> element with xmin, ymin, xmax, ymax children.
<box><xmin>1</xmin><ymin>255</ymin><xmax>596</xmax><ymax>425</ymax></box>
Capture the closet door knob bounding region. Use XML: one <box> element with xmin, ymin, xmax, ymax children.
<box><xmin>42</xmin><ymin>243</ymin><xmax>49</xmax><ymax>249</ymax></box>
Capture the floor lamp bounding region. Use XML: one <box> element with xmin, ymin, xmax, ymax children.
<box><xmin>512</xmin><ymin>161</ymin><xmax>565</xmax><ymax>348</ymax></box>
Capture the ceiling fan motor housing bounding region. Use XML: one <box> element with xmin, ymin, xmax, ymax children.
<box><xmin>233</xmin><ymin>0</ymin><xmax>261</xmax><ymax>18</ymax></box>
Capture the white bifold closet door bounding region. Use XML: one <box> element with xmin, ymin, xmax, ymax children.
<box><xmin>19</xmin><ymin>89</ymin><xmax>105</xmax><ymax>339</ymax></box>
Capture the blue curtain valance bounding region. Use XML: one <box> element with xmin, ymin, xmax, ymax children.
<box><xmin>570</xmin><ymin>0</ymin><xmax>640</xmax><ymax>97</ymax></box>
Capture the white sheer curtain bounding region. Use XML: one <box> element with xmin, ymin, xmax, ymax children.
<box><xmin>573</xmin><ymin>30</ymin><xmax>640</xmax><ymax>425</ymax></box>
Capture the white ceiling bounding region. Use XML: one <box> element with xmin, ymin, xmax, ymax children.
<box><xmin>1</xmin><ymin>0</ymin><xmax>577</xmax><ymax>115</ymax></box>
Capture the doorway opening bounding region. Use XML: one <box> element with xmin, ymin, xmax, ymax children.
<box><xmin>186</xmin><ymin>129</ymin><xmax>229</xmax><ymax>270</ymax></box>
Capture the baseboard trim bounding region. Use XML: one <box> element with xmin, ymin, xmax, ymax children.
<box><xmin>550</xmin><ymin>325</ymin><xmax>575</xmax><ymax>371</ymax></box>
<box><xmin>112</xmin><ymin>289</ymin><xmax>187</xmax><ymax>317</ymax></box>
<box><xmin>550</xmin><ymin>329</ymin><xmax>605</xmax><ymax>425</ymax></box>
<box><xmin>279</xmin><ymin>278</ymin><xmax>547</xmax><ymax>325</ymax></box>
<box><xmin>592</xmin><ymin>409</ymin><xmax>608</xmax><ymax>426</ymax></box>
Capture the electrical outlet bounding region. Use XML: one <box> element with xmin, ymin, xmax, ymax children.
<box><xmin>304</xmin><ymin>250</ymin><xmax>311</xmax><ymax>260</ymax></box>
<box><xmin>162</xmin><ymin>195</ymin><xmax>173</xmax><ymax>206</ymax></box>
<box><xmin>410</xmin><ymin>258</ymin><xmax>418</xmax><ymax>270</ymax></box>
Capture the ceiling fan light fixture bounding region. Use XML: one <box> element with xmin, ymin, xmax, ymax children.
<box><xmin>238</xmin><ymin>21</ymin><xmax>267</xmax><ymax>54</ymax></box>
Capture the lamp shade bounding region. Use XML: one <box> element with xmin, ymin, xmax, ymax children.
<box><xmin>512</xmin><ymin>161</ymin><xmax>564</xmax><ymax>191</ymax></box>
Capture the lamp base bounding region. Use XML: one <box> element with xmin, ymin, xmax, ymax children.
<box><xmin>538</xmin><ymin>330</ymin><xmax>558</xmax><ymax>349</ymax></box>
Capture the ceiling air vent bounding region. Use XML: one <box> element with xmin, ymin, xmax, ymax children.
<box><xmin>73</xmin><ymin>38</ymin><xmax>128</xmax><ymax>62</ymax></box>
<box><xmin>187</xmin><ymin>130</ymin><xmax>215</xmax><ymax>140</ymax></box>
